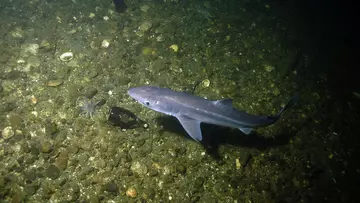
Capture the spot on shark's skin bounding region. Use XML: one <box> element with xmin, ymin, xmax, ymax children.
<box><xmin>128</xmin><ymin>86</ymin><xmax>298</xmax><ymax>142</ymax></box>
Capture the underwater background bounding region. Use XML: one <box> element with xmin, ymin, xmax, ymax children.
<box><xmin>0</xmin><ymin>0</ymin><xmax>358</xmax><ymax>202</ymax></box>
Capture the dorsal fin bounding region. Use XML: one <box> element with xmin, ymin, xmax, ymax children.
<box><xmin>214</xmin><ymin>99</ymin><xmax>233</xmax><ymax>107</ymax></box>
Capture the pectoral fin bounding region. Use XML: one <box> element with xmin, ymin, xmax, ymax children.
<box><xmin>239</xmin><ymin>127</ymin><xmax>253</xmax><ymax>135</ymax></box>
<box><xmin>176</xmin><ymin>116</ymin><xmax>203</xmax><ymax>141</ymax></box>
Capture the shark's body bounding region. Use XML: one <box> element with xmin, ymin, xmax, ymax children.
<box><xmin>128</xmin><ymin>86</ymin><xmax>298</xmax><ymax>142</ymax></box>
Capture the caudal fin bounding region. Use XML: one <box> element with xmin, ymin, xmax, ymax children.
<box><xmin>275</xmin><ymin>94</ymin><xmax>299</xmax><ymax>117</ymax></box>
<box><xmin>239</xmin><ymin>94</ymin><xmax>299</xmax><ymax>135</ymax></box>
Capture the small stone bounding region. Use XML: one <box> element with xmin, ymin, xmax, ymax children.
<box><xmin>10</xmin><ymin>27</ymin><xmax>24</xmax><ymax>38</ymax></box>
<box><xmin>239</xmin><ymin>152</ymin><xmax>252</xmax><ymax>168</ymax></box>
<box><xmin>63</xmin><ymin>182</ymin><xmax>80</xmax><ymax>202</ymax></box>
<box><xmin>20</xmin><ymin>142</ymin><xmax>30</xmax><ymax>153</ymax></box>
<box><xmin>104</xmin><ymin>182</ymin><xmax>118</xmax><ymax>194</ymax></box>
<box><xmin>156</xmin><ymin>34</ymin><xmax>164</xmax><ymax>42</ymax></box>
<box><xmin>11</xmin><ymin>190</ymin><xmax>25</xmax><ymax>203</ymax></box>
<box><xmin>24</xmin><ymin>169</ymin><xmax>37</xmax><ymax>181</ymax></box>
<box><xmin>148</xmin><ymin>170</ymin><xmax>158</xmax><ymax>177</ymax></box>
<box><xmin>235</xmin><ymin>158</ymin><xmax>241</xmax><ymax>170</ymax></box>
<box><xmin>190</xmin><ymin>196</ymin><xmax>200</xmax><ymax>202</ymax></box>
<box><xmin>176</xmin><ymin>164</ymin><xmax>187</xmax><ymax>174</ymax></box>
<box><xmin>89</xmin><ymin>195</ymin><xmax>100</xmax><ymax>203</ymax></box>
<box><xmin>199</xmin><ymin>79</ymin><xmax>210</xmax><ymax>88</ymax></box>
<box><xmin>169</xmin><ymin>44</ymin><xmax>179</xmax><ymax>52</ymax></box>
<box><xmin>9</xmin><ymin>114</ymin><xmax>23</xmax><ymax>129</ymax></box>
<box><xmin>24</xmin><ymin>184</ymin><xmax>39</xmax><ymax>195</ymax></box>
<box><xmin>140</xmin><ymin>4</ymin><xmax>150</xmax><ymax>12</ymax></box>
<box><xmin>44</xmin><ymin>121</ymin><xmax>58</xmax><ymax>136</ymax></box>
<box><xmin>142</xmin><ymin>188</ymin><xmax>155</xmax><ymax>200</ymax></box>
<box><xmin>101</xmin><ymin>40</ymin><xmax>110</xmax><ymax>48</ymax></box>
<box><xmin>25</xmin><ymin>156</ymin><xmax>37</xmax><ymax>165</ymax></box>
<box><xmin>139</xmin><ymin>21</ymin><xmax>152</xmax><ymax>32</ymax></box>
<box><xmin>56</xmin><ymin>176</ymin><xmax>68</xmax><ymax>187</ymax></box>
<box><xmin>82</xmin><ymin>87</ymin><xmax>98</xmax><ymax>98</ymax></box>
<box><xmin>194</xmin><ymin>177</ymin><xmax>204</xmax><ymax>188</ymax></box>
<box><xmin>30</xmin><ymin>145</ymin><xmax>40</xmax><ymax>156</ymax></box>
<box><xmin>59</xmin><ymin>52</ymin><xmax>74</xmax><ymax>62</ymax></box>
<box><xmin>1</xmin><ymin>126</ymin><xmax>14</xmax><ymax>140</ymax></box>
<box><xmin>67</xmin><ymin>60</ymin><xmax>78</xmax><ymax>68</ymax></box>
<box><xmin>22</xmin><ymin>43</ymin><xmax>39</xmax><ymax>55</ymax></box>
<box><xmin>27</xmin><ymin>56</ymin><xmax>41</xmax><ymax>68</ymax></box>
<box><xmin>96</xmin><ymin>158</ymin><xmax>107</xmax><ymax>169</ymax></box>
<box><xmin>126</xmin><ymin>187</ymin><xmax>137</xmax><ymax>198</ymax></box>
<box><xmin>47</xmin><ymin>80</ymin><xmax>63</xmax><ymax>87</ymax></box>
<box><xmin>45</xmin><ymin>164</ymin><xmax>61</xmax><ymax>179</ymax></box>
<box><xmin>40</xmin><ymin>140</ymin><xmax>53</xmax><ymax>153</ymax></box>
<box><xmin>264</xmin><ymin>64</ymin><xmax>275</xmax><ymax>72</ymax></box>
<box><xmin>130</xmin><ymin>161</ymin><xmax>148</xmax><ymax>176</ymax></box>
<box><xmin>273</xmin><ymin>87</ymin><xmax>280</xmax><ymax>96</ymax></box>
<box><xmin>56</xmin><ymin>150</ymin><xmax>69</xmax><ymax>170</ymax></box>
<box><xmin>87</xmin><ymin>69</ymin><xmax>99</xmax><ymax>79</ymax></box>
<box><xmin>39</xmin><ymin>40</ymin><xmax>50</xmax><ymax>47</ymax></box>
<box><xmin>0</xmin><ymin>102</ymin><xmax>16</xmax><ymax>113</ymax></box>
<box><xmin>78</xmin><ymin>153</ymin><xmax>90</xmax><ymax>166</ymax></box>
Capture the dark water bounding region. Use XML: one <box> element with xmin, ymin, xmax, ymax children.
<box><xmin>0</xmin><ymin>0</ymin><xmax>358</xmax><ymax>202</ymax></box>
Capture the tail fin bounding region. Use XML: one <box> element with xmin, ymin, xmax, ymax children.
<box><xmin>275</xmin><ymin>94</ymin><xmax>299</xmax><ymax>117</ymax></box>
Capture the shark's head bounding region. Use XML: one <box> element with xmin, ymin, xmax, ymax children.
<box><xmin>128</xmin><ymin>86</ymin><xmax>175</xmax><ymax>115</ymax></box>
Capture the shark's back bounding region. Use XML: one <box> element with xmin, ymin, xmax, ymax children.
<box><xmin>158</xmin><ymin>89</ymin><xmax>258</xmax><ymax>127</ymax></box>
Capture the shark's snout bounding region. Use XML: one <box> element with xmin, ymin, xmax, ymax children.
<box><xmin>128</xmin><ymin>86</ymin><xmax>156</xmax><ymax>103</ymax></box>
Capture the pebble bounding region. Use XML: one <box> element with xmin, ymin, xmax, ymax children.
<box><xmin>22</xmin><ymin>43</ymin><xmax>39</xmax><ymax>55</ymax></box>
<box><xmin>1</xmin><ymin>126</ymin><xmax>14</xmax><ymax>140</ymax></box>
<box><xmin>156</xmin><ymin>34</ymin><xmax>164</xmax><ymax>42</ymax></box>
<box><xmin>130</xmin><ymin>161</ymin><xmax>148</xmax><ymax>176</ymax></box>
<box><xmin>101</xmin><ymin>40</ymin><xmax>110</xmax><ymax>48</ymax></box>
<box><xmin>27</xmin><ymin>56</ymin><xmax>41</xmax><ymax>68</ymax></box>
<box><xmin>176</xmin><ymin>164</ymin><xmax>187</xmax><ymax>174</ymax></box>
<box><xmin>263</xmin><ymin>64</ymin><xmax>275</xmax><ymax>72</ymax></box>
<box><xmin>126</xmin><ymin>187</ymin><xmax>137</xmax><ymax>198</ymax></box>
<box><xmin>45</xmin><ymin>164</ymin><xmax>61</xmax><ymax>180</ymax></box>
<box><xmin>273</xmin><ymin>87</ymin><xmax>280</xmax><ymax>96</ymax></box>
<box><xmin>44</xmin><ymin>121</ymin><xmax>58</xmax><ymax>136</ymax></box>
<box><xmin>169</xmin><ymin>44</ymin><xmax>178</xmax><ymax>52</ymax></box>
<box><xmin>24</xmin><ymin>169</ymin><xmax>37</xmax><ymax>181</ymax></box>
<box><xmin>62</xmin><ymin>182</ymin><xmax>80</xmax><ymax>202</ymax></box>
<box><xmin>239</xmin><ymin>152</ymin><xmax>252</xmax><ymax>168</ymax></box>
<box><xmin>140</xmin><ymin>4</ymin><xmax>150</xmax><ymax>12</ymax></box>
<box><xmin>40</xmin><ymin>140</ymin><xmax>53</xmax><ymax>153</ymax></box>
<box><xmin>59</xmin><ymin>52</ymin><xmax>74</xmax><ymax>62</ymax></box>
<box><xmin>56</xmin><ymin>150</ymin><xmax>69</xmax><ymax>170</ymax></box>
<box><xmin>199</xmin><ymin>79</ymin><xmax>210</xmax><ymax>88</ymax></box>
<box><xmin>24</xmin><ymin>184</ymin><xmax>39</xmax><ymax>195</ymax></box>
<box><xmin>67</xmin><ymin>60</ymin><xmax>78</xmax><ymax>68</ymax></box>
<box><xmin>47</xmin><ymin>80</ymin><xmax>63</xmax><ymax>87</ymax></box>
<box><xmin>139</xmin><ymin>21</ymin><xmax>152</xmax><ymax>32</ymax></box>
<box><xmin>142</xmin><ymin>188</ymin><xmax>155</xmax><ymax>200</ymax></box>
<box><xmin>9</xmin><ymin>114</ymin><xmax>23</xmax><ymax>129</ymax></box>
<box><xmin>104</xmin><ymin>182</ymin><xmax>118</xmax><ymax>194</ymax></box>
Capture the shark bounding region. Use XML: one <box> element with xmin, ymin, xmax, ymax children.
<box><xmin>128</xmin><ymin>86</ymin><xmax>298</xmax><ymax>142</ymax></box>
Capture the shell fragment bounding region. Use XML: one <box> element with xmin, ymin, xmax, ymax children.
<box><xmin>59</xmin><ymin>52</ymin><xmax>74</xmax><ymax>62</ymax></box>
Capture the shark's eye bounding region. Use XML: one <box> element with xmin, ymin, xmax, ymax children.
<box><xmin>145</xmin><ymin>101</ymin><xmax>150</xmax><ymax>106</ymax></box>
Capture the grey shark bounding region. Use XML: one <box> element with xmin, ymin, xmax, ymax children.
<box><xmin>128</xmin><ymin>86</ymin><xmax>298</xmax><ymax>142</ymax></box>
